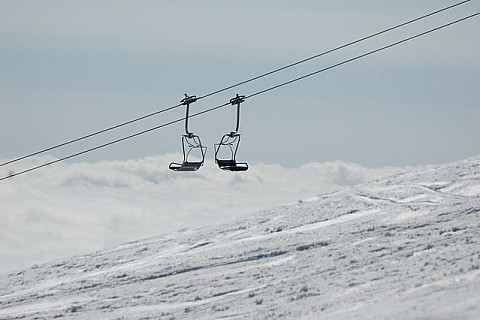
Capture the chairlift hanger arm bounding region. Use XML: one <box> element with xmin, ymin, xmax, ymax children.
<box><xmin>181</xmin><ymin>94</ymin><xmax>198</xmax><ymax>136</ymax></box>
<box><xmin>229</xmin><ymin>94</ymin><xmax>246</xmax><ymax>133</ymax></box>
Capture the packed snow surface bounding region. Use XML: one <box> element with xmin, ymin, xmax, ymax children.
<box><xmin>1</xmin><ymin>157</ymin><xmax>479</xmax><ymax>319</ymax></box>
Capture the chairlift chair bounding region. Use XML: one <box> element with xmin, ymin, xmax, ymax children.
<box><xmin>214</xmin><ymin>94</ymin><xmax>249</xmax><ymax>172</ymax></box>
<box><xmin>169</xmin><ymin>95</ymin><xmax>207</xmax><ymax>171</ymax></box>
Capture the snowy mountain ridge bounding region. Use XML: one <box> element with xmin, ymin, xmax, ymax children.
<box><xmin>1</xmin><ymin>156</ymin><xmax>479</xmax><ymax>319</ymax></box>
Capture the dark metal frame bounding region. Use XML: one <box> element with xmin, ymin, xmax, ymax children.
<box><xmin>214</xmin><ymin>94</ymin><xmax>248</xmax><ymax>171</ymax></box>
<box><xmin>169</xmin><ymin>95</ymin><xmax>207</xmax><ymax>171</ymax></box>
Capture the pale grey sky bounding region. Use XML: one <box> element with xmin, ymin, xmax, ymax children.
<box><xmin>1</xmin><ymin>0</ymin><xmax>479</xmax><ymax>171</ymax></box>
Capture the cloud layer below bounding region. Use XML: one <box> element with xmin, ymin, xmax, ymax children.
<box><xmin>0</xmin><ymin>154</ymin><xmax>417</xmax><ymax>273</ymax></box>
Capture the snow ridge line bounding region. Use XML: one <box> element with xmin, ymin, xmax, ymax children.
<box><xmin>141</xmin><ymin>250</ymin><xmax>289</xmax><ymax>281</ymax></box>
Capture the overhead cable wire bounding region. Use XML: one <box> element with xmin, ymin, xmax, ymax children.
<box><xmin>0</xmin><ymin>101</ymin><xmax>231</xmax><ymax>181</ymax></box>
<box><xmin>0</xmin><ymin>0</ymin><xmax>470</xmax><ymax>168</ymax></box>
<box><xmin>0</xmin><ymin>102</ymin><xmax>184</xmax><ymax>168</ymax></box>
<box><xmin>1</xmin><ymin>12</ymin><xmax>478</xmax><ymax>181</ymax></box>
<box><xmin>196</xmin><ymin>0</ymin><xmax>472</xmax><ymax>100</ymax></box>
<box><xmin>246</xmin><ymin>12</ymin><xmax>479</xmax><ymax>100</ymax></box>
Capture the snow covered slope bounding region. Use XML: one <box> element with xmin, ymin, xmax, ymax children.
<box><xmin>1</xmin><ymin>157</ymin><xmax>479</xmax><ymax>319</ymax></box>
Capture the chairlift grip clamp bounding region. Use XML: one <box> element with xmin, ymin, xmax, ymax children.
<box><xmin>230</xmin><ymin>94</ymin><xmax>246</xmax><ymax>105</ymax></box>
<box><xmin>181</xmin><ymin>94</ymin><xmax>198</xmax><ymax>105</ymax></box>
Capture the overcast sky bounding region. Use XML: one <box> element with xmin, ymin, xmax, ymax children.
<box><xmin>1</xmin><ymin>0</ymin><xmax>479</xmax><ymax>169</ymax></box>
<box><xmin>0</xmin><ymin>1</ymin><xmax>479</xmax><ymax>272</ymax></box>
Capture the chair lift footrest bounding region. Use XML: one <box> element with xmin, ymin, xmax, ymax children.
<box><xmin>169</xmin><ymin>161</ymin><xmax>203</xmax><ymax>171</ymax></box>
<box><xmin>216</xmin><ymin>160</ymin><xmax>248</xmax><ymax>171</ymax></box>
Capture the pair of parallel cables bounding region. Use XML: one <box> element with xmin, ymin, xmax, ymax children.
<box><xmin>1</xmin><ymin>0</ymin><xmax>478</xmax><ymax>180</ymax></box>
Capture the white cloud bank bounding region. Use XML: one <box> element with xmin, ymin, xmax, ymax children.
<box><xmin>0</xmin><ymin>154</ymin><xmax>417</xmax><ymax>273</ymax></box>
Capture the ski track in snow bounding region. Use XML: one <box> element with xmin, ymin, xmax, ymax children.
<box><xmin>0</xmin><ymin>156</ymin><xmax>479</xmax><ymax>319</ymax></box>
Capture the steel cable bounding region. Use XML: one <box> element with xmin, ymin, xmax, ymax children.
<box><xmin>1</xmin><ymin>11</ymin><xmax>478</xmax><ymax>181</ymax></box>
<box><xmin>0</xmin><ymin>0</ymin><xmax>471</xmax><ymax>168</ymax></box>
